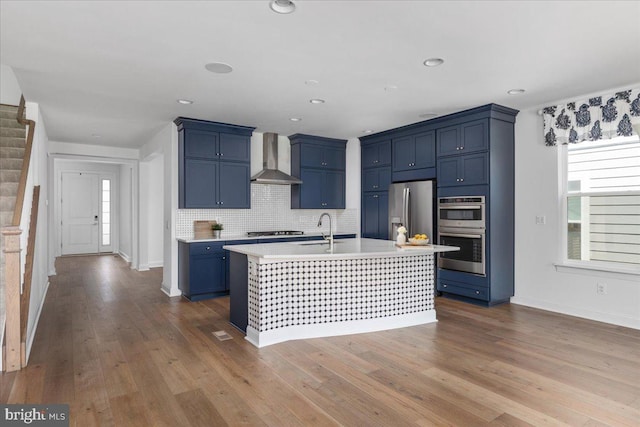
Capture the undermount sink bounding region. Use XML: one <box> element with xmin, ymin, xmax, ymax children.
<box><xmin>294</xmin><ymin>240</ymin><xmax>344</xmax><ymax>246</ymax></box>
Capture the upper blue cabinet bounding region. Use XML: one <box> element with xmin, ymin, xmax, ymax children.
<box><xmin>176</xmin><ymin>117</ymin><xmax>255</xmax><ymax>209</ymax></box>
<box><xmin>392</xmin><ymin>130</ymin><xmax>436</xmax><ymax>181</ymax></box>
<box><xmin>290</xmin><ymin>134</ymin><xmax>347</xmax><ymax>209</ymax></box>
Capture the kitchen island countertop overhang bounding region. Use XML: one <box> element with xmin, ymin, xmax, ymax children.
<box><xmin>225</xmin><ymin>238</ymin><xmax>459</xmax><ymax>347</ymax></box>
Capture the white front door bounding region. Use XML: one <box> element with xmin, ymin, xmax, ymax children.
<box><xmin>61</xmin><ymin>172</ymin><xmax>100</xmax><ymax>255</ymax></box>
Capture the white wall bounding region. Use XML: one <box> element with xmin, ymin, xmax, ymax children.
<box><xmin>512</xmin><ymin>87</ymin><xmax>640</xmax><ymax>329</ymax></box>
<box><xmin>119</xmin><ymin>164</ymin><xmax>133</xmax><ymax>262</ymax></box>
<box><xmin>18</xmin><ymin>102</ymin><xmax>50</xmax><ymax>364</ymax></box>
<box><xmin>0</xmin><ymin>64</ymin><xmax>22</xmax><ymax>105</ymax></box>
<box><xmin>139</xmin><ymin>154</ymin><xmax>164</xmax><ymax>269</ymax></box>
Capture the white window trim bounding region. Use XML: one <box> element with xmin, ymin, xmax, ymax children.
<box><xmin>556</xmin><ymin>142</ymin><xmax>640</xmax><ymax>278</ymax></box>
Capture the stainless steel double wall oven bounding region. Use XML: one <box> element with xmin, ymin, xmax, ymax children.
<box><xmin>437</xmin><ymin>196</ymin><xmax>486</xmax><ymax>276</ymax></box>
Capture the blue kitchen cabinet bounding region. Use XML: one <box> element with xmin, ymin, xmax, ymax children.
<box><xmin>437</xmin><ymin>119</ymin><xmax>488</xmax><ymax>157</ymax></box>
<box><xmin>391</xmin><ymin>130</ymin><xmax>436</xmax><ymax>181</ymax></box>
<box><xmin>176</xmin><ymin>117</ymin><xmax>255</xmax><ymax>209</ymax></box>
<box><xmin>362</xmin><ymin>192</ymin><xmax>389</xmax><ymax>239</ymax></box>
<box><xmin>362</xmin><ymin>167</ymin><xmax>391</xmax><ymax>192</ymax></box>
<box><xmin>290</xmin><ymin>134</ymin><xmax>347</xmax><ymax>209</ymax></box>
<box><xmin>178</xmin><ymin>241</ymin><xmax>227</xmax><ymax>301</ymax></box>
<box><xmin>362</xmin><ymin>104</ymin><xmax>518</xmax><ymax>305</ymax></box>
<box><xmin>361</xmin><ymin>139</ymin><xmax>391</xmax><ymax>168</ymax></box>
<box><xmin>360</xmin><ymin>139</ymin><xmax>391</xmax><ymax>240</ymax></box>
<box><xmin>437</xmin><ymin>152</ymin><xmax>488</xmax><ymax>187</ymax></box>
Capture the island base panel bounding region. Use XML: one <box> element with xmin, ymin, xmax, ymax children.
<box><xmin>246</xmin><ymin>311</ymin><xmax>436</xmax><ymax>348</ymax></box>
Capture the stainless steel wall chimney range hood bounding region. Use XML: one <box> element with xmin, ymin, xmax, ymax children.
<box><xmin>250</xmin><ymin>132</ymin><xmax>303</xmax><ymax>185</ymax></box>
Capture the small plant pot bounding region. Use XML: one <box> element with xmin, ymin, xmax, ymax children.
<box><xmin>212</xmin><ymin>230</ymin><xmax>221</xmax><ymax>239</ymax></box>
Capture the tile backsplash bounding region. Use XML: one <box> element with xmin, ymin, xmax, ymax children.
<box><xmin>176</xmin><ymin>183</ymin><xmax>358</xmax><ymax>239</ymax></box>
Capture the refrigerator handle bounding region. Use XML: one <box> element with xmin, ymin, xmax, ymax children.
<box><xmin>405</xmin><ymin>187</ymin><xmax>411</xmax><ymax>234</ymax></box>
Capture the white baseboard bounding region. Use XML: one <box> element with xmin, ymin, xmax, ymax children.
<box><xmin>118</xmin><ymin>251</ymin><xmax>131</xmax><ymax>263</ymax></box>
<box><xmin>149</xmin><ymin>260</ymin><xmax>163</xmax><ymax>269</ymax></box>
<box><xmin>161</xmin><ymin>284</ymin><xmax>182</xmax><ymax>297</ymax></box>
<box><xmin>510</xmin><ymin>296</ymin><xmax>640</xmax><ymax>330</ymax></box>
<box><xmin>138</xmin><ymin>264</ymin><xmax>150</xmax><ymax>272</ymax></box>
<box><xmin>25</xmin><ymin>279</ymin><xmax>50</xmax><ymax>364</ymax></box>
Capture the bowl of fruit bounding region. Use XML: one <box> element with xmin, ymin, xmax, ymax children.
<box><xmin>408</xmin><ymin>234</ymin><xmax>429</xmax><ymax>245</ymax></box>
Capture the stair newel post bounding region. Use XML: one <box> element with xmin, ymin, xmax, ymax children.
<box><xmin>2</xmin><ymin>226</ymin><xmax>22</xmax><ymax>372</ymax></box>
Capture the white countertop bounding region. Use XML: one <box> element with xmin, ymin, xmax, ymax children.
<box><xmin>224</xmin><ymin>237</ymin><xmax>458</xmax><ymax>261</ymax></box>
<box><xmin>177</xmin><ymin>231</ymin><xmax>356</xmax><ymax>244</ymax></box>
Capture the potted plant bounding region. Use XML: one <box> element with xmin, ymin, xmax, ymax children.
<box><xmin>211</xmin><ymin>223</ymin><xmax>223</xmax><ymax>239</ymax></box>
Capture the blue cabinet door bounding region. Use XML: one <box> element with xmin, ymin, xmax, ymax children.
<box><xmin>461</xmin><ymin>119</ymin><xmax>488</xmax><ymax>153</ymax></box>
<box><xmin>299</xmin><ymin>144</ymin><xmax>324</xmax><ymax>168</ymax></box>
<box><xmin>299</xmin><ymin>169</ymin><xmax>324</xmax><ymax>208</ymax></box>
<box><xmin>362</xmin><ymin>192</ymin><xmax>388</xmax><ymax>239</ymax></box>
<box><xmin>437</xmin><ymin>125</ymin><xmax>460</xmax><ymax>157</ymax></box>
<box><xmin>219</xmin><ymin>132</ymin><xmax>251</xmax><ymax>162</ymax></box>
<box><xmin>184</xmin><ymin>159</ymin><xmax>218</xmax><ymax>208</ymax></box>
<box><xmin>323</xmin><ymin>146</ymin><xmax>346</xmax><ymax>169</ymax></box>
<box><xmin>437</xmin><ymin>157</ymin><xmax>460</xmax><ymax>187</ymax></box>
<box><xmin>414</xmin><ymin>131</ymin><xmax>436</xmax><ymax>169</ymax></box>
<box><xmin>219</xmin><ymin>162</ymin><xmax>251</xmax><ymax>208</ymax></box>
<box><xmin>324</xmin><ymin>171</ymin><xmax>345</xmax><ymax>208</ymax></box>
<box><xmin>184</xmin><ymin>129</ymin><xmax>218</xmax><ymax>159</ymax></box>
<box><xmin>461</xmin><ymin>152</ymin><xmax>488</xmax><ymax>185</ymax></box>
<box><xmin>392</xmin><ymin>136</ymin><xmax>414</xmax><ymax>172</ymax></box>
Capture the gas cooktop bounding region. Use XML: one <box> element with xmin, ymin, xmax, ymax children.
<box><xmin>246</xmin><ymin>230</ymin><xmax>304</xmax><ymax>237</ymax></box>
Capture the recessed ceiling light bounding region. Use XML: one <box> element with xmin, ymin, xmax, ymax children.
<box><xmin>423</xmin><ymin>58</ymin><xmax>444</xmax><ymax>67</ymax></box>
<box><xmin>384</xmin><ymin>85</ymin><xmax>398</xmax><ymax>91</ymax></box>
<box><xmin>507</xmin><ymin>89</ymin><xmax>526</xmax><ymax>95</ymax></box>
<box><xmin>309</xmin><ymin>99</ymin><xmax>325</xmax><ymax>104</ymax></box>
<box><xmin>205</xmin><ymin>62</ymin><xmax>233</xmax><ymax>74</ymax></box>
<box><xmin>91</xmin><ymin>133</ymin><xmax>101</xmax><ymax>138</ymax></box>
<box><xmin>290</xmin><ymin>117</ymin><xmax>302</xmax><ymax>122</ymax></box>
<box><xmin>419</xmin><ymin>113</ymin><xmax>437</xmax><ymax>119</ymax></box>
<box><xmin>177</xmin><ymin>99</ymin><xmax>193</xmax><ymax>105</ymax></box>
<box><xmin>305</xmin><ymin>79</ymin><xmax>319</xmax><ymax>86</ymax></box>
<box><xmin>362</xmin><ymin>130</ymin><xmax>373</xmax><ymax>134</ymax></box>
<box><xmin>269</xmin><ymin>0</ymin><xmax>296</xmax><ymax>14</ymax></box>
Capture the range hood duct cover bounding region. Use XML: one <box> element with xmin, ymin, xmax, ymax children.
<box><xmin>251</xmin><ymin>132</ymin><xmax>303</xmax><ymax>185</ymax></box>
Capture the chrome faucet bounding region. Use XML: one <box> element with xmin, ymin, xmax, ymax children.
<box><xmin>317</xmin><ymin>212</ymin><xmax>334</xmax><ymax>251</ymax></box>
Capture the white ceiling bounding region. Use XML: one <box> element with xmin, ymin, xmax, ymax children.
<box><xmin>1</xmin><ymin>1</ymin><xmax>639</xmax><ymax>148</ymax></box>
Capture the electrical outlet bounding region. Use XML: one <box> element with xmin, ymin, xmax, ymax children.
<box><xmin>596</xmin><ymin>283</ymin><xmax>607</xmax><ymax>295</ymax></box>
<box><xmin>535</xmin><ymin>215</ymin><xmax>546</xmax><ymax>225</ymax></box>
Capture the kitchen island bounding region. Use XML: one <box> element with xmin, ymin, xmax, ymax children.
<box><xmin>224</xmin><ymin>238</ymin><xmax>458</xmax><ymax>347</ymax></box>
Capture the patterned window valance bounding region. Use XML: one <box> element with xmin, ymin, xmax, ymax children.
<box><xmin>543</xmin><ymin>88</ymin><xmax>640</xmax><ymax>146</ymax></box>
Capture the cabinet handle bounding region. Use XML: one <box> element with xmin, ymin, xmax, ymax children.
<box><xmin>220</xmin><ymin>201</ymin><xmax>224</xmax><ymax>205</ymax></box>
<box><xmin>460</xmin><ymin>178</ymin><xmax>464</xmax><ymax>182</ymax></box>
<box><xmin>475</xmin><ymin>290</ymin><xmax>480</xmax><ymax>294</ymax></box>
<box><xmin>373</xmin><ymin>185</ymin><xmax>378</xmax><ymax>189</ymax></box>
<box><xmin>456</xmin><ymin>147</ymin><xmax>460</xmax><ymax>151</ymax></box>
<box><xmin>460</xmin><ymin>146</ymin><xmax>464</xmax><ymax>150</ymax></box>
<box><xmin>220</xmin><ymin>153</ymin><xmax>224</xmax><ymax>157</ymax></box>
<box><xmin>443</xmin><ymin>284</ymin><xmax>447</xmax><ymax>288</ymax></box>
<box><xmin>206</xmin><ymin>246</ymin><xmax>210</xmax><ymax>250</ymax></box>
<box><xmin>373</xmin><ymin>195</ymin><xmax>379</xmax><ymax>198</ymax></box>
<box><xmin>222</xmin><ymin>256</ymin><xmax>226</xmax><ymax>260</ymax></box>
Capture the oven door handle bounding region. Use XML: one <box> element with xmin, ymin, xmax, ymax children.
<box><xmin>439</xmin><ymin>232</ymin><xmax>483</xmax><ymax>239</ymax></box>
<box><xmin>439</xmin><ymin>205</ymin><xmax>483</xmax><ymax>210</ymax></box>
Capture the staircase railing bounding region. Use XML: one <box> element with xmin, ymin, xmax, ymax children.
<box><xmin>2</xmin><ymin>95</ymin><xmax>37</xmax><ymax>371</ymax></box>
<box><xmin>13</xmin><ymin>95</ymin><xmax>36</xmax><ymax>225</ymax></box>
<box><xmin>20</xmin><ymin>186</ymin><xmax>39</xmax><ymax>367</ymax></box>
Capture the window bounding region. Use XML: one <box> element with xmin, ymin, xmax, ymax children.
<box><xmin>563</xmin><ymin>134</ymin><xmax>640</xmax><ymax>270</ymax></box>
<box><xmin>101</xmin><ymin>179</ymin><xmax>111</xmax><ymax>247</ymax></box>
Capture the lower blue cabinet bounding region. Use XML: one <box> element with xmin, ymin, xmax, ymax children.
<box><xmin>179</xmin><ymin>241</ymin><xmax>227</xmax><ymax>301</ymax></box>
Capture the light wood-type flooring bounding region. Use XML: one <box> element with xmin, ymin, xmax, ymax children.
<box><xmin>2</xmin><ymin>255</ymin><xmax>639</xmax><ymax>426</ymax></box>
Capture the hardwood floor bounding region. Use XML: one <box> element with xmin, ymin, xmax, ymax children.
<box><xmin>2</xmin><ymin>255</ymin><xmax>639</xmax><ymax>426</ymax></box>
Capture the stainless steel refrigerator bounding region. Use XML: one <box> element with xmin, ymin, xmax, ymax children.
<box><xmin>388</xmin><ymin>181</ymin><xmax>435</xmax><ymax>240</ymax></box>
